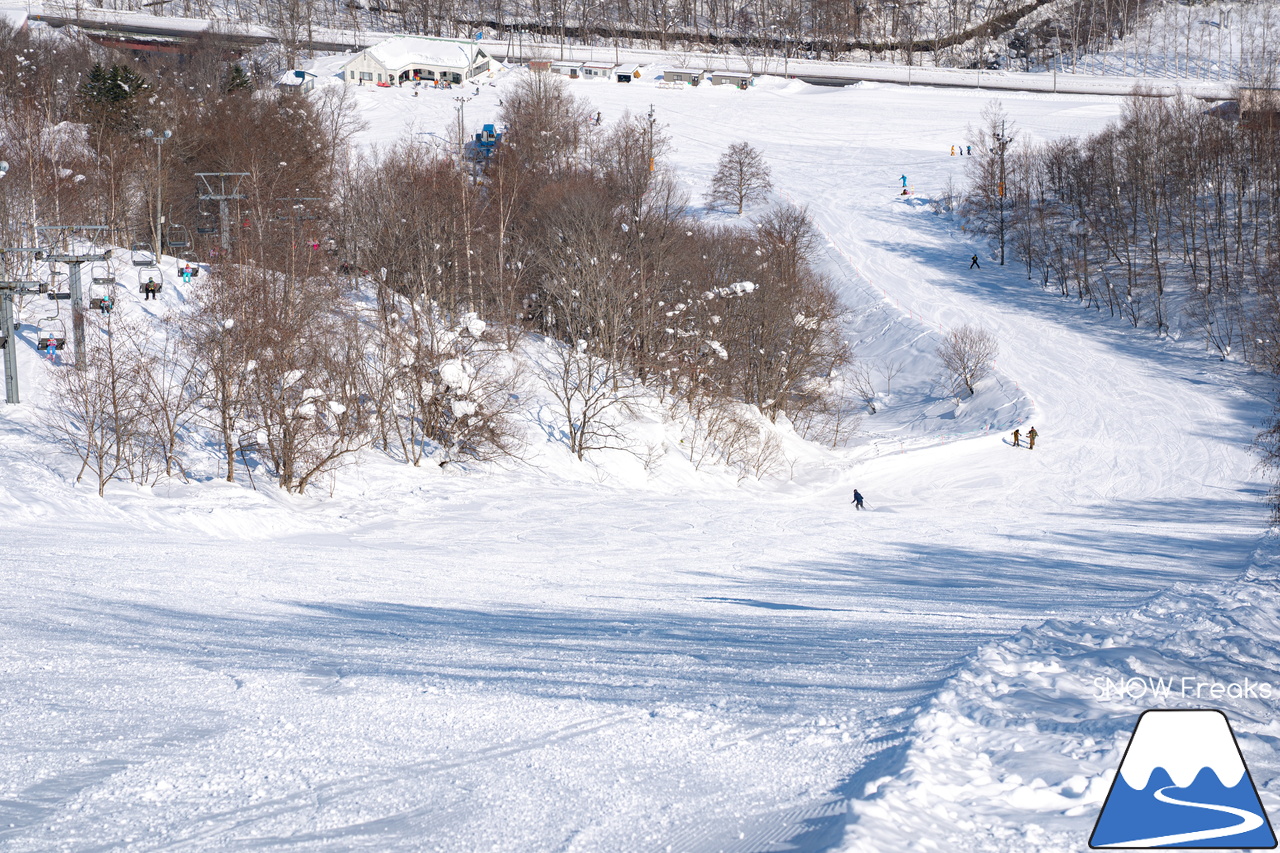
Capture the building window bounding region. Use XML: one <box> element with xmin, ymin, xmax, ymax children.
<box><xmin>359</xmin><ymin>71</ymin><xmax>373</xmax><ymax>81</ymax></box>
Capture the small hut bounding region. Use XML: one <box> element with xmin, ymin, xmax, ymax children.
<box><xmin>709</xmin><ymin>70</ymin><xmax>753</xmax><ymax>89</ymax></box>
<box><xmin>551</xmin><ymin>61</ymin><xmax>583</xmax><ymax>78</ymax></box>
<box><xmin>665</xmin><ymin>68</ymin><xmax>704</xmax><ymax>86</ymax></box>
<box><xmin>581</xmin><ymin>62</ymin><xmax>615</xmax><ymax>79</ymax></box>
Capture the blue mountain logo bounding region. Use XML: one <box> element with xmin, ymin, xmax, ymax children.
<box><xmin>1091</xmin><ymin>709</ymin><xmax>1276</xmax><ymax>848</ymax></box>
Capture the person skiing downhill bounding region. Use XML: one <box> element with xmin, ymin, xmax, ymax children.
<box><xmin>970</xmin><ymin>254</ymin><xmax>981</xmax><ymax>269</ymax></box>
<box><xmin>852</xmin><ymin>489</ymin><xmax>865</xmax><ymax>510</ymax></box>
<box><xmin>1027</xmin><ymin>427</ymin><xmax>1038</xmax><ymax>449</ymax></box>
<box><xmin>1012</xmin><ymin>428</ymin><xmax>1021</xmax><ymax>447</ymax></box>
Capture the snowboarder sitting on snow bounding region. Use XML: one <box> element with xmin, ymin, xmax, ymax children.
<box><xmin>1012</xmin><ymin>428</ymin><xmax>1021</xmax><ymax>447</ymax></box>
<box><xmin>1027</xmin><ymin>426</ymin><xmax>1038</xmax><ymax>450</ymax></box>
<box><xmin>851</xmin><ymin>489</ymin><xmax>865</xmax><ymax>510</ymax></box>
<box><xmin>969</xmin><ymin>254</ymin><xmax>981</xmax><ymax>269</ymax></box>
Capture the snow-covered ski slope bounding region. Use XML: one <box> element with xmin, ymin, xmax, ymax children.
<box><xmin>2</xmin><ymin>70</ymin><xmax>1276</xmax><ymax>852</ymax></box>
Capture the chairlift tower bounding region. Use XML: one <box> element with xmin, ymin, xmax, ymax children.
<box><xmin>0</xmin><ymin>248</ymin><xmax>48</xmax><ymax>403</ymax></box>
<box><xmin>196</xmin><ymin>173</ymin><xmax>249</xmax><ymax>255</ymax></box>
<box><xmin>37</xmin><ymin>225</ymin><xmax>112</xmax><ymax>369</ymax></box>
<box><xmin>273</xmin><ymin>197</ymin><xmax>324</xmax><ymax>301</ymax></box>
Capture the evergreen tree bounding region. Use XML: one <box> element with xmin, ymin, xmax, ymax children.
<box><xmin>225</xmin><ymin>64</ymin><xmax>253</xmax><ymax>93</ymax></box>
<box><xmin>79</xmin><ymin>63</ymin><xmax>147</xmax><ymax>131</ymax></box>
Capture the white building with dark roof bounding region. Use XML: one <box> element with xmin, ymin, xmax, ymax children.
<box><xmin>340</xmin><ymin>36</ymin><xmax>498</xmax><ymax>86</ymax></box>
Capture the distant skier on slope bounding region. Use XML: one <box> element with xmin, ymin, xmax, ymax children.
<box><xmin>1012</xmin><ymin>428</ymin><xmax>1021</xmax><ymax>447</ymax></box>
<box><xmin>970</xmin><ymin>254</ymin><xmax>981</xmax><ymax>269</ymax></box>
<box><xmin>1027</xmin><ymin>426</ymin><xmax>1038</xmax><ymax>449</ymax></box>
<box><xmin>851</xmin><ymin>489</ymin><xmax>865</xmax><ymax>510</ymax></box>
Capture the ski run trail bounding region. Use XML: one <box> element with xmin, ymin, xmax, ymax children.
<box><xmin>3</xmin><ymin>62</ymin><xmax>1279</xmax><ymax>853</ymax></box>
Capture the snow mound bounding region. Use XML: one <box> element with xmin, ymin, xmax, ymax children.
<box><xmin>840</xmin><ymin>535</ymin><xmax>1280</xmax><ymax>852</ymax></box>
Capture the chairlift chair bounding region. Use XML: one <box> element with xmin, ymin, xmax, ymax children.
<box><xmin>137</xmin><ymin>265</ymin><xmax>164</xmax><ymax>296</ymax></box>
<box><xmin>165</xmin><ymin>224</ymin><xmax>191</xmax><ymax>249</ymax></box>
<box><xmin>90</xmin><ymin>262</ymin><xmax>115</xmax><ymax>287</ymax></box>
<box><xmin>196</xmin><ymin>206</ymin><xmax>218</xmax><ymax>234</ymax></box>
<box><xmin>45</xmin><ymin>271</ymin><xmax>71</xmax><ymax>302</ymax></box>
<box><xmin>130</xmin><ymin>242</ymin><xmax>157</xmax><ymax>267</ymax></box>
<box><xmin>88</xmin><ymin>276</ymin><xmax>116</xmax><ymax>313</ymax></box>
<box><xmin>37</xmin><ymin>318</ymin><xmax>67</xmax><ymax>351</ymax></box>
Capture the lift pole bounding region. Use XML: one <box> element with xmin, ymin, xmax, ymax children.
<box><xmin>0</xmin><ymin>279</ymin><xmax>48</xmax><ymax>404</ymax></box>
<box><xmin>197</xmin><ymin>173</ymin><xmax>249</xmax><ymax>256</ymax></box>
<box><xmin>39</xmin><ymin>226</ymin><xmax>111</xmax><ymax>369</ymax></box>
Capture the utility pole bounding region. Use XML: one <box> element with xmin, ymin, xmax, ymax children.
<box><xmin>0</xmin><ymin>274</ymin><xmax>47</xmax><ymax>404</ymax></box>
<box><xmin>37</xmin><ymin>225</ymin><xmax>111</xmax><ymax>369</ymax></box>
<box><xmin>196</xmin><ymin>173</ymin><xmax>249</xmax><ymax>257</ymax></box>
<box><xmin>992</xmin><ymin>120</ymin><xmax>1012</xmax><ymax>266</ymax></box>
<box><xmin>647</xmin><ymin>103</ymin><xmax>656</xmax><ymax>172</ymax></box>
<box><xmin>453</xmin><ymin>95</ymin><xmax>473</xmax><ymax>165</ymax></box>
<box><xmin>144</xmin><ymin>128</ymin><xmax>172</xmax><ymax>257</ymax></box>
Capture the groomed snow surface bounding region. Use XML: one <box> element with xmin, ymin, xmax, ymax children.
<box><xmin>3</xmin><ymin>70</ymin><xmax>1278</xmax><ymax>852</ymax></box>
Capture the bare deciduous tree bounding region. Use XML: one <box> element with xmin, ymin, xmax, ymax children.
<box><xmin>44</xmin><ymin>314</ymin><xmax>149</xmax><ymax>496</ymax></box>
<box><xmin>363</xmin><ymin>298</ymin><xmax>525</xmax><ymax>466</ymax></box>
<box><xmin>541</xmin><ymin>340</ymin><xmax>642</xmax><ymax>461</ymax></box>
<box><xmin>707</xmin><ymin>141</ymin><xmax>773</xmax><ymax>215</ymax></box>
<box><xmin>937</xmin><ymin>324</ymin><xmax>998</xmax><ymax>396</ymax></box>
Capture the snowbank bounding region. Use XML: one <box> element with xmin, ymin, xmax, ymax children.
<box><xmin>841</xmin><ymin>535</ymin><xmax>1280</xmax><ymax>852</ymax></box>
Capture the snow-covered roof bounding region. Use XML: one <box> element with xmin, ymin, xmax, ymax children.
<box><xmin>364</xmin><ymin>36</ymin><xmax>484</xmax><ymax>72</ymax></box>
<box><xmin>276</xmin><ymin>69</ymin><xmax>318</xmax><ymax>86</ymax></box>
<box><xmin>0</xmin><ymin>7</ymin><xmax>26</xmax><ymax>30</ymax></box>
